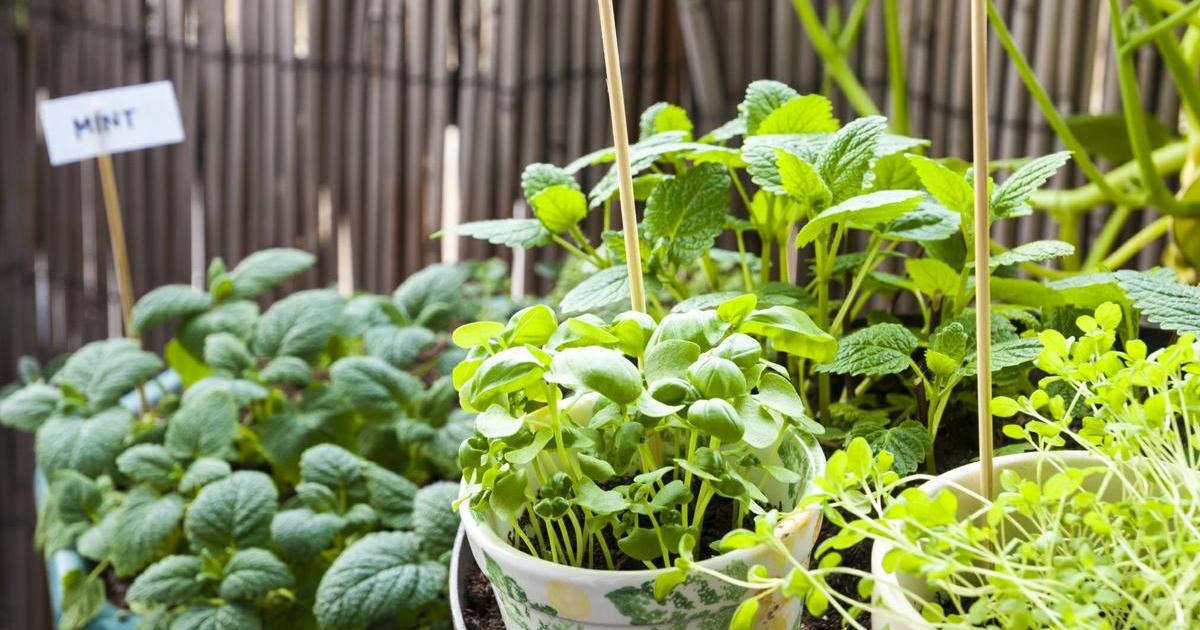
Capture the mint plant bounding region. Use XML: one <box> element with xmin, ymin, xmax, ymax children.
<box><xmin>454</xmin><ymin>294</ymin><xmax>823</xmax><ymax>570</ymax></box>
<box><xmin>0</xmin><ymin>248</ymin><xmax>504</xmax><ymax>629</ymax></box>
<box><xmin>673</xmin><ymin>303</ymin><xmax>1200</xmax><ymax>628</ymax></box>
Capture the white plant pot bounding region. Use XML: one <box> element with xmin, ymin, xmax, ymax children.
<box><xmin>459</xmin><ymin>439</ymin><xmax>826</xmax><ymax>630</ymax></box>
<box><xmin>869</xmin><ymin>451</ymin><xmax>1105</xmax><ymax>630</ymax></box>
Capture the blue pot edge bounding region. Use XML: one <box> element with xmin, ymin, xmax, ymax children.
<box><xmin>36</xmin><ymin>370</ymin><xmax>181</xmax><ymax>630</ymax></box>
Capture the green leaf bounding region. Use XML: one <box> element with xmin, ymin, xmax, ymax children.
<box><xmin>644</xmin><ymin>339</ymin><xmax>702</xmax><ymax>384</ymax></box>
<box><xmin>990</xmin><ymin>278</ymin><xmax>1066</xmax><ymax>308</ymax></box>
<box><xmin>60</xmin><ymin>569</ymin><xmax>105</xmax><ymax>630</ymax></box>
<box><xmin>330</xmin><ymin>356</ymin><xmax>419</xmax><ymax>415</ymax></box>
<box><xmin>521</xmin><ymin>162</ymin><xmax>579</xmax><ymax>201</ymax></box>
<box><xmin>220</xmin><ymin>549</ymin><xmax>293</xmax><ymax>601</ymax></box>
<box><xmin>730</xmin><ymin>597</ymin><xmax>759</xmax><ymax>630</ymax></box>
<box><xmin>739</xmin><ymin>306</ymin><xmax>837</xmax><ymax>362</ymax></box>
<box><xmin>126</xmin><ymin>555</ymin><xmax>203</xmax><ymax>605</ymax></box>
<box><xmin>179</xmin><ymin>458</ymin><xmax>232</xmax><ymax>494</ymax></box>
<box><xmin>1115</xmin><ymin>270</ymin><xmax>1200</xmax><ymax>332</ymax></box>
<box><xmin>739</xmin><ymin>80</ymin><xmax>799</xmax><ymax>135</ymax></box>
<box><xmin>530</xmin><ymin>185</ymin><xmax>588</xmax><ymax>234</ymax></box>
<box><xmin>392</xmin><ymin>264</ymin><xmax>469</xmax><ymax>329</ymax></box>
<box><xmin>906</xmin><ymin>257</ymin><xmax>959</xmax><ymax>297</ymax></box>
<box><xmin>171</xmin><ymin>603</ymin><xmax>262</xmax><ymax>630</ymax></box>
<box><xmin>559</xmin><ymin>266</ymin><xmax>630</xmax><ymax>316</ymax></box>
<box><xmin>820</xmin><ymin>116</ymin><xmax>888</xmax><ymax>201</ymax></box>
<box><xmin>364</xmin><ymin>463</ymin><xmax>417</xmax><ymax>529</ymax></box>
<box><xmin>795</xmin><ymin>190</ymin><xmax>923</xmax><ymax>246</ymax></box>
<box><xmin>456</xmin><ymin>218</ymin><xmax>551</xmax><ymax>248</ymax></box>
<box><xmin>131</xmin><ymin>284</ymin><xmax>213</xmax><ymax>333</ymax></box>
<box><xmin>258</xmin><ymin>356</ymin><xmax>311</xmax><ymax>387</ymax></box>
<box><xmin>845</xmin><ymin>419</ymin><xmax>929</xmax><ymax>475</ymax></box>
<box><xmin>52</xmin><ymin>339</ymin><xmax>163</xmax><ymax>410</ymax></box>
<box><xmin>639</xmin><ymin>102</ymin><xmax>693</xmax><ymax>139</ymax></box>
<box><xmin>1047</xmin><ymin>273</ymin><xmax>1129</xmax><ymax>309</ymax></box>
<box><xmin>166</xmin><ymin>388</ymin><xmax>238</xmax><ymax>460</ymax></box>
<box><xmin>117</xmin><ymin>444</ymin><xmax>179</xmax><ymax>489</ymax></box>
<box><xmin>204</xmin><ymin>333</ymin><xmax>253</xmax><ymax>375</ymax></box>
<box><xmin>686</xmin><ymin>354</ymin><xmax>747</xmax><ymax>399</ymax></box>
<box><xmin>111</xmin><ymin>488</ymin><xmax>185</xmax><ymax>577</ymax></box>
<box><xmin>990</xmin><ymin>152</ymin><xmax>1070</xmax><ymax>218</ymax></box>
<box><xmin>882</xmin><ymin>201</ymin><xmax>960</xmax><ymax>241</ymax></box>
<box><xmin>0</xmin><ymin>383</ymin><xmax>62</xmax><ymax>431</ymax></box>
<box><xmin>1065</xmin><ymin>113</ymin><xmax>1169</xmax><ymax>164</ymax></box>
<box><xmin>271</xmin><ymin>508</ymin><xmax>345</xmax><ymax>563</ymax></box>
<box><xmin>754</xmin><ymin>373</ymin><xmax>822</xmax><ymax>435</ymax></box>
<box><xmin>908</xmin><ymin>155</ymin><xmax>972</xmax><ymax>214</ymax></box>
<box><xmin>585</xmin><ymin>133</ymin><xmax>701</xmax><ymax>206</ymax></box>
<box><xmin>185</xmin><ymin>471</ymin><xmax>277</xmax><ymax>554</ymax></box>
<box><xmin>777</xmin><ymin>149</ymin><xmax>832</xmax><ymax>211</ymax></box>
<box><xmin>474</xmin><ymin>405</ymin><xmax>523</xmax><ymax>439</ymax></box>
<box><xmin>227</xmin><ymin>248</ymin><xmax>315</xmax><ymax>299</ymax></box>
<box><xmin>756</xmin><ymin>94</ymin><xmax>838</xmax><ymax>135</ymax></box>
<box><xmin>575</xmin><ymin>480</ymin><xmax>630</xmax><ymax>514</ymax></box>
<box><xmin>461</xmin><ymin>347</ymin><xmax>548</xmax><ymax>411</ymax></box>
<box><xmin>412</xmin><ymin>481</ymin><xmax>460</xmax><ymax>556</ymax></box>
<box><xmin>364</xmin><ymin>325</ymin><xmax>437</xmax><ymax>370</ymax></box>
<box><xmin>643</xmin><ymin>163</ymin><xmax>731</xmax><ymax>266</ymax></box>
<box><xmin>36</xmin><ymin>408</ymin><xmax>131</xmax><ymax>477</ymax></box>
<box><xmin>549</xmin><ymin>347</ymin><xmax>643</xmax><ymax>405</ymax></box>
<box><xmin>177</xmin><ymin>301</ymin><xmax>259</xmax><ymax>359</ymax></box>
<box><xmin>314</xmin><ymin>532</ymin><xmax>448</xmax><ymax>628</ymax></box>
<box><xmin>957</xmin><ymin>337</ymin><xmax>1043</xmax><ymax>378</ymax></box>
<box><xmin>253</xmin><ymin>289</ymin><xmax>344</xmax><ymax>359</ymax></box>
<box><xmin>990</xmin><ymin>240</ymin><xmax>1074</xmax><ymax>268</ymax></box>
<box><xmin>817</xmin><ymin>323</ymin><xmax>918</xmax><ymax>377</ymax></box>
<box><xmin>686</xmin><ymin>398</ymin><xmax>744</xmax><ymax>442</ymax></box>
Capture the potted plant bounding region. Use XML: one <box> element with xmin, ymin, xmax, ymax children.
<box><xmin>452</xmin><ymin>295</ymin><xmax>828</xmax><ymax>628</ymax></box>
<box><xmin>0</xmin><ymin>248</ymin><xmax>512</xmax><ymax>629</ymax></box>
<box><xmin>668</xmin><ymin>301</ymin><xmax>1200</xmax><ymax>628</ymax></box>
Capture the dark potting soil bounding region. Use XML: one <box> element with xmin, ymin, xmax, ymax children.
<box><xmin>102</xmin><ymin>565</ymin><xmax>130</xmax><ymax>610</ymax></box>
<box><xmin>461</xmin><ymin>553</ymin><xmax>507</xmax><ymax>630</ymax></box>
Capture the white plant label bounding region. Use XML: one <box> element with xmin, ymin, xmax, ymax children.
<box><xmin>38</xmin><ymin>80</ymin><xmax>184</xmax><ymax>166</ymax></box>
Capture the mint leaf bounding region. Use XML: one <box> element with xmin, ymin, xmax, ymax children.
<box><xmin>36</xmin><ymin>407</ymin><xmax>132</xmax><ymax>476</ymax></box>
<box><xmin>530</xmin><ymin>185</ymin><xmax>588</xmax><ymax>234</ymax></box>
<box><xmin>166</xmin><ymin>388</ymin><xmax>237</xmax><ymax>460</ymax></box>
<box><xmin>845</xmin><ymin>419</ymin><xmax>929</xmax><ymax>475</ymax></box>
<box><xmin>990</xmin><ymin>152</ymin><xmax>1070</xmax><ymax>219</ymax></box>
<box><xmin>586</xmin><ymin>133</ymin><xmax>700</xmax><ymax>206</ymax></box>
<box><xmin>1048</xmin><ymin>273</ymin><xmax>1128</xmax><ymax>309</ymax></box>
<box><xmin>60</xmin><ymin>569</ymin><xmax>105</xmax><ymax>630</ymax></box>
<box><xmin>219</xmin><ymin>548</ymin><xmax>293</xmax><ymax>601</ymax></box>
<box><xmin>820</xmin><ymin>116</ymin><xmax>887</xmax><ymax>202</ymax></box>
<box><xmin>756</xmin><ymin>94</ymin><xmax>838</xmax><ymax>135</ymax></box>
<box><xmin>126</xmin><ymin>555</ymin><xmax>203</xmax><ymax>605</ymax></box>
<box><xmin>1115</xmin><ymin>270</ymin><xmax>1200</xmax><ymax>332</ymax></box>
<box><xmin>456</xmin><ymin>218</ymin><xmax>552</xmax><ymax>248</ymax></box>
<box><xmin>644</xmin><ymin>163</ymin><xmax>731</xmax><ymax>266</ymax></box>
<box><xmin>111</xmin><ymin>488</ymin><xmax>185</xmax><ymax>577</ymax></box>
<box><xmin>957</xmin><ymin>337</ymin><xmax>1042</xmax><ymax>378</ymax></box>
<box><xmin>0</xmin><ymin>383</ymin><xmax>62</xmax><ymax>431</ymax></box>
<box><xmin>314</xmin><ymin>532</ymin><xmax>448</xmax><ymax>628</ymax></box>
<box><xmin>412</xmin><ymin>481</ymin><xmax>460</xmax><ymax>556</ymax></box>
<box><xmin>131</xmin><ymin>284</ymin><xmax>213</xmax><ymax>333</ymax></box>
<box><xmin>905</xmin><ymin>257</ymin><xmax>959</xmax><ymax>297</ymax></box>
<box><xmin>907</xmin><ymin>155</ymin><xmax>972</xmax><ymax>215</ymax></box>
<box><xmin>253</xmin><ymin>289</ymin><xmax>344</xmax><ymax>360</ymax></box>
<box><xmin>520</xmin><ymin>163</ymin><xmax>579</xmax><ymax>201</ymax></box>
<box><xmin>172</xmin><ymin>603</ymin><xmax>261</xmax><ymax>630</ymax></box>
<box><xmin>777</xmin><ymin>149</ymin><xmax>832</xmax><ymax>211</ymax></box>
<box><xmin>117</xmin><ymin>444</ymin><xmax>179</xmax><ymax>489</ymax></box>
<box><xmin>227</xmin><ymin>248</ymin><xmax>315</xmax><ymax>300</ymax></box>
<box><xmin>185</xmin><ymin>471</ymin><xmax>277</xmax><ymax>554</ymax></box>
<box><xmin>795</xmin><ymin>190</ymin><xmax>923</xmax><ymax>246</ymax></box>
<box><xmin>882</xmin><ymin>200</ymin><xmax>960</xmax><ymax>241</ymax></box>
<box><xmin>272</xmin><ymin>509</ymin><xmax>345</xmax><ymax>563</ymax></box>
<box><xmin>560</xmin><ymin>266</ymin><xmax>630</xmax><ymax>315</ymax></box>
<box><xmin>639</xmin><ymin>102</ymin><xmax>693</xmax><ymax>139</ymax></box>
<box><xmin>870</xmin><ymin>152</ymin><xmax>921</xmax><ymax>191</ymax></box>
<box><xmin>739</xmin><ymin>80</ymin><xmax>800</xmax><ymax>135</ymax></box>
<box><xmin>816</xmin><ymin>323</ymin><xmax>918</xmax><ymax>376</ymax></box>
<box><xmin>990</xmin><ymin>240</ymin><xmax>1074</xmax><ymax>268</ymax></box>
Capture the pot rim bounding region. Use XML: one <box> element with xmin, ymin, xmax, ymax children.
<box><xmin>459</xmin><ymin>440</ymin><xmax>827</xmax><ymax>579</ymax></box>
<box><xmin>869</xmin><ymin>450</ymin><xmax>1103</xmax><ymax>621</ymax></box>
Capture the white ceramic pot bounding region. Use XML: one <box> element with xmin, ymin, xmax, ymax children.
<box><xmin>459</xmin><ymin>439</ymin><xmax>826</xmax><ymax>630</ymax></box>
<box><xmin>869</xmin><ymin>451</ymin><xmax>1104</xmax><ymax>629</ymax></box>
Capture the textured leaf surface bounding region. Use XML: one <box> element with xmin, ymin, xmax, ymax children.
<box><xmin>520</xmin><ymin>162</ymin><xmax>579</xmax><ymax>200</ymax></box>
<box><xmin>957</xmin><ymin>337</ymin><xmax>1042</xmax><ymax>378</ymax></box>
<box><xmin>52</xmin><ymin>339</ymin><xmax>163</xmax><ymax>410</ymax></box>
<box><xmin>126</xmin><ymin>555</ymin><xmax>203</xmax><ymax>605</ymax></box>
<box><xmin>227</xmin><ymin>248</ymin><xmax>315</xmax><ymax>299</ymax></box>
<box><xmin>990</xmin><ymin>152</ymin><xmax>1070</xmax><ymax>218</ymax></box>
<box><xmin>166</xmin><ymin>388</ymin><xmax>238</xmax><ymax>460</ymax></box>
<box><xmin>412</xmin><ymin>481</ymin><xmax>460</xmax><ymax>556</ymax></box>
<box><xmin>795</xmin><ymin>190</ymin><xmax>923</xmax><ymax>246</ymax></box>
<box><xmin>185</xmin><ymin>471</ymin><xmax>277</xmax><ymax>554</ymax></box>
<box><xmin>392</xmin><ymin>264</ymin><xmax>469</xmax><ymax>329</ymax></box>
<box><xmin>60</xmin><ymin>569</ymin><xmax>105</xmax><ymax>630</ymax></box>
<box><xmin>219</xmin><ymin>548</ymin><xmax>293</xmax><ymax>601</ymax></box>
<box><xmin>455</xmin><ymin>218</ymin><xmax>551</xmax><ymax>248</ymax></box>
<box><xmin>530</xmin><ymin>185</ymin><xmax>588</xmax><ymax>234</ymax></box>
<box><xmin>559</xmin><ymin>266</ymin><xmax>630</xmax><ymax>315</ymax></box>
<box><xmin>131</xmin><ymin>284</ymin><xmax>213</xmax><ymax>333</ymax></box>
<box><xmin>330</xmin><ymin>356</ymin><xmax>419</xmax><ymax>415</ymax></box>
<box><xmin>643</xmin><ymin>163</ymin><xmax>731</xmax><ymax>266</ymax></box>
<box><xmin>819</xmin><ymin>116</ymin><xmax>888</xmax><ymax>201</ymax></box>
<box><xmin>1115</xmin><ymin>270</ymin><xmax>1200</xmax><ymax>332</ymax></box>
<box><xmin>0</xmin><ymin>383</ymin><xmax>62</xmax><ymax>431</ymax></box>
<box><xmin>816</xmin><ymin>323</ymin><xmax>918</xmax><ymax>376</ymax></box>
<box><xmin>846</xmin><ymin>419</ymin><xmax>929</xmax><ymax>475</ymax></box>
<box><xmin>253</xmin><ymin>289</ymin><xmax>344</xmax><ymax>359</ymax></box>
<box><xmin>755</xmin><ymin>94</ymin><xmax>838</xmax><ymax>135</ymax></box>
<box><xmin>271</xmin><ymin>508</ymin><xmax>345</xmax><ymax>563</ymax></box>
<box><xmin>364</xmin><ymin>464</ymin><xmax>417</xmax><ymax>529</ymax></box>
<box><xmin>171</xmin><ymin>603</ymin><xmax>262</xmax><ymax>630</ymax></box>
<box><xmin>908</xmin><ymin>155</ymin><xmax>972</xmax><ymax>214</ymax></box>
<box><xmin>117</xmin><ymin>444</ymin><xmax>179</xmax><ymax>488</ymax></box>
<box><xmin>36</xmin><ymin>408</ymin><xmax>132</xmax><ymax>476</ymax></box>
<box><xmin>314</xmin><ymin>532</ymin><xmax>447</xmax><ymax>628</ymax></box>
<box><xmin>111</xmin><ymin>489</ymin><xmax>185</xmax><ymax>577</ymax></box>
<box><xmin>739</xmin><ymin>80</ymin><xmax>799</xmax><ymax>135</ymax></box>
<box><xmin>179</xmin><ymin>458</ymin><xmax>232</xmax><ymax>494</ymax></box>
<box><xmin>990</xmin><ymin>240</ymin><xmax>1074</xmax><ymax>268</ymax></box>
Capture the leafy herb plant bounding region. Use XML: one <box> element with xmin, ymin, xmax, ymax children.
<box><xmin>0</xmin><ymin>248</ymin><xmax>503</xmax><ymax>629</ymax></box>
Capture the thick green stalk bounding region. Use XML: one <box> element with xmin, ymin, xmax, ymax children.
<box><xmin>883</xmin><ymin>0</ymin><xmax>909</xmax><ymax>135</ymax></box>
<box><xmin>1103</xmin><ymin>216</ymin><xmax>1171</xmax><ymax>269</ymax></box>
<box><xmin>791</xmin><ymin>0</ymin><xmax>881</xmax><ymax>117</ymax></box>
<box><xmin>1084</xmin><ymin>205</ymin><xmax>1133</xmax><ymax>269</ymax></box>
<box><xmin>835</xmin><ymin>0</ymin><xmax>873</xmax><ymax>52</ymax></box>
<box><xmin>1124</xmin><ymin>0</ymin><xmax>1200</xmax><ymax>52</ymax></box>
<box><xmin>1030</xmin><ymin>141</ymin><xmax>1185</xmax><ymax>213</ymax></box>
<box><xmin>1130</xmin><ymin>0</ymin><xmax>1200</xmax><ymax>130</ymax></box>
<box><xmin>1151</xmin><ymin>0</ymin><xmax>1200</xmax><ymax>28</ymax></box>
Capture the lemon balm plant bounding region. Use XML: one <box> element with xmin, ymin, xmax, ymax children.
<box><xmin>453</xmin><ymin>295</ymin><xmax>827</xmax><ymax>628</ymax></box>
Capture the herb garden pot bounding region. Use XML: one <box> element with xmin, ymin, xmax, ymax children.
<box><xmin>868</xmin><ymin>450</ymin><xmax>1105</xmax><ymax>629</ymax></box>
<box><xmin>458</xmin><ymin>440</ymin><xmax>826</xmax><ymax>630</ymax></box>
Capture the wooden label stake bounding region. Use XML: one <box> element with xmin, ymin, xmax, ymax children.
<box><xmin>971</xmin><ymin>0</ymin><xmax>994</xmax><ymax>500</ymax></box>
<box><xmin>96</xmin><ymin>152</ymin><xmax>138</xmax><ymax>340</ymax></box>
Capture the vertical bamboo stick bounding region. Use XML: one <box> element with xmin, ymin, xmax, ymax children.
<box><xmin>970</xmin><ymin>0</ymin><xmax>994</xmax><ymax>500</ymax></box>
<box><xmin>595</xmin><ymin>0</ymin><xmax>646</xmax><ymax>314</ymax></box>
<box><xmin>96</xmin><ymin>152</ymin><xmax>138</xmax><ymax>341</ymax></box>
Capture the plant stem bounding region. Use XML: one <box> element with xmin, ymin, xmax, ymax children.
<box><xmin>1084</xmin><ymin>205</ymin><xmax>1132</xmax><ymax>269</ymax></box>
<box><xmin>552</xmin><ymin>234</ymin><xmax>599</xmax><ymax>265</ymax></box>
<box><xmin>1124</xmin><ymin>0</ymin><xmax>1200</xmax><ymax>55</ymax></box>
<box><xmin>1102</xmin><ymin>216</ymin><xmax>1171</xmax><ymax>269</ymax></box>
<box><xmin>791</xmin><ymin>0</ymin><xmax>881</xmax><ymax>117</ymax></box>
<box><xmin>835</xmin><ymin>0</ymin><xmax>872</xmax><ymax>52</ymax></box>
<box><xmin>1030</xmin><ymin>142</ymin><xmax>1184</xmax><ymax>213</ymax></box>
<box><xmin>883</xmin><ymin>0</ymin><xmax>909</xmax><ymax>135</ymax></box>
<box><xmin>734</xmin><ymin>229</ymin><xmax>754</xmax><ymax>291</ymax></box>
<box><xmin>831</xmin><ymin>235</ymin><xmax>882</xmax><ymax>333</ymax></box>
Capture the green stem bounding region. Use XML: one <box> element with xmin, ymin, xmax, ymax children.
<box><xmin>1102</xmin><ymin>216</ymin><xmax>1171</xmax><ymax>269</ymax></box>
<box><xmin>1057</xmin><ymin>209</ymin><xmax>1082</xmax><ymax>271</ymax></box>
<box><xmin>1151</xmin><ymin>0</ymin><xmax>1200</xmax><ymax>28</ymax></box>
<box><xmin>835</xmin><ymin>0</ymin><xmax>872</xmax><ymax>52</ymax></box>
<box><xmin>791</xmin><ymin>0</ymin><xmax>881</xmax><ymax>116</ymax></box>
<box><xmin>734</xmin><ymin>229</ymin><xmax>754</xmax><ymax>291</ymax></box>
<box><xmin>1084</xmin><ymin>205</ymin><xmax>1133</xmax><ymax>269</ymax></box>
<box><xmin>1131</xmin><ymin>0</ymin><xmax>1200</xmax><ymax>130</ymax></box>
<box><xmin>569</xmin><ymin>225</ymin><xmax>600</xmax><ymax>259</ymax></box>
<box><xmin>831</xmin><ymin>235</ymin><xmax>882</xmax><ymax>333</ymax></box>
<box><xmin>778</xmin><ymin>236</ymin><xmax>792</xmax><ymax>283</ymax></box>
<box><xmin>1124</xmin><ymin>0</ymin><xmax>1200</xmax><ymax>54</ymax></box>
<box><xmin>883</xmin><ymin>0</ymin><xmax>909</xmax><ymax>135</ymax></box>
<box><xmin>552</xmin><ymin>234</ymin><xmax>599</xmax><ymax>265</ymax></box>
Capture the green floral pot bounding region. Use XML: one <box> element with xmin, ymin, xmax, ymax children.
<box><xmin>458</xmin><ymin>439</ymin><xmax>826</xmax><ymax>630</ymax></box>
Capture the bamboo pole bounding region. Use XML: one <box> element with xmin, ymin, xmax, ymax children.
<box><xmin>595</xmin><ymin>0</ymin><xmax>647</xmax><ymax>314</ymax></box>
<box><xmin>971</xmin><ymin>0</ymin><xmax>994</xmax><ymax>500</ymax></box>
<box><xmin>96</xmin><ymin>152</ymin><xmax>138</xmax><ymax>340</ymax></box>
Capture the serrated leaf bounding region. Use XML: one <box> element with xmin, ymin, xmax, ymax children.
<box><xmin>990</xmin><ymin>240</ymin><xmax>1074</xmax><ymax>268</ymax></box>
<box><xmin>179</xmin><ymin>458</ymin><xmax>232</xmax><ymax>494</ymax></box>
<box><xmin>412</xmin><ymin>481</ymin><xmax>460</xmax><ymax>556</ymax></box>
<box><xmin>559</xmin><ymin>266</ymin><xmax>630</xmax><ymax>315</ymax></box>
<box><xmin>227</xmin><ymin>248</ymin><xmax>315</xmax><ymax>300</ymax></box>
<box><xmin>111</xmin><ymin>488</ymin><xmax>185</xmax><ymax>577</ymax></box>
<box><xmin>957</xmin><ymin>337</ymin><xmax>1042</xmax><ymax>378</ymax></box>
<box><xmin>820</xmin><ymin>116</ymin><xmax>888</xmax><ymax>202</ymax></box>
<box><xmin>777</xmin><ymin>149</ymin><xmax>832</xmax><ymax>212</ymax></box>
<box><xmin>185</xmin><ymin>471</ymin><xmax>277</xmax><ymax>554</ymax></box>
<box><xmin>1115</xmin><ymin>270</ymin><xmax>1200</xmax><ymax>332</ymax></box>
<box><xmin>520</xmin><ymin>163</ymin><xmax>579</xmax><ymax>200</ymax></box>
<box><xmin>0</xmin><ymin>383</ymin><xmax>62</xmax><ymax>431</ymax></box>
<box><xmin>586</xmin><ymin>133</ymin><xmax>701</xmax><ymax>206</ymax></box>
<box><xmin>219</xmin><ymin>548</ymin><xmax>293</xmax><ymax>601</ymax></box>
<box><xmin>739</xmin><ymin>80</ymin><xmax>800</xmax><ymax>135</ymax></box>
<box><xmin>330</xmin><ymin>356</ymin><xmax>419</xmax><ymax>415</ymax></box>
<box><xmin>643</xmin><ymin>163</ymin><xmax>731</xmax><ymax>266</ymax></box>
<box><xmin>905</xmin><ymin>257</ymin><xmax>959</xmax><ymax>297</ymax></box>
<box><xmin>271</xmin><ymin>508</ymin><xmax>345</xmax><ymax>563</ymax></box>
<box><xmin>795</xmin><ymin>190</ymin><xmax>924</xmax><ymax>246</ymax></box>
<box><xmin>816</xmin><ymin>323</ymin><xmax>918</xmax><ymax>376</ymax></box>
<box><xmin>990</xmin><ymin>152</ymin><xmax>1070</xmax><ymax>219</ymax></box>
<box><xmin>253</xmin><ymin>289</ymin><xmax>344</xmax><ymax>360</ymax></box>
<box><xmin>364</xmin><ymin>463</ymin><xmax>417</xmax><ymax>529</ymax></box>
<box><xmin>530</xmin><ymin>185</ymin><xmax>588</xmax><ymax>234</ymax></box>
<box><xmin>127</xmin><ymin>555</ymin><xmax>203</xmax><ymax>605</ymax></box>
<box><xmin>756</xmin><ymin>94</ymin><xmax>838</xmax><ymax>135</ymax></box>
<box><xmin>455</xmin><ymin>218</ymin><xmax>552</xmax><ymax>248</ymax></box>
<box><xmin>639</xmin><ymin>102</ymin><xmax>693</xmax><ymax>139</ymax></box>
<box><xmin>36</xmin><ymin>408</ymin><xmax>132</xmax><ymax>477</ymax></box>
<box><xmin>871</xmin><ymin>151</ymin><xmax>921</xmax><ymax>191</ymax></box>
<box><xmin>908</xmin><ymin>155</ymin><xmax>972</xmax><ymax>215</ymax></box>
<box><xmin>171</xmin><ymin>603</ymin><xmax>262</xmax><ymax>630</ymax></box>
<box><xmin>1047</xmin><ymin>273</ymin><xmax>1129</xmax><ymax>309</ymax></box>
<box><xmin>166</xmin><ymin>388</ymin><xmax>237</xmax><ymax>460</ymax></box>
<box><xmin>117</xmin><ymin>444</ymin><xmax>179</xmax><ymax>489</ymax></box>
<box><xmin>846</xmin><ymin>419</ymin><xmax>929</xmax><ymax>475</ymax></box>
<box><xmin>882</xmin><ymin>200</ymin><xmax>960</xmax><ymax>241</ymax></box>
<box><xmin>131</xmin><ymin>284</ymin><xmax>214</xmax><ymax>333</ymax></box>
<box><xmin>393</xmin><ymin>264</ymin><xmax>469</xmax><ymax>329</ymax></box>
<box><xmin>314</xmin><ymin>532</ymin><xmax>447</xmax><ymax>628</ymax></box>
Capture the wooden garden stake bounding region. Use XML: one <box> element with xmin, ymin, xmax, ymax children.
<box><xmin>96</xmin><ymin>152</ymin><xmax>138</xmax><ymax>340</ymax></box>
<box><xmin>595</xmin><ymin>0</ymin><xmax>647</xmax><ymax>314</ymax></box>
<box><xmin>970</xmin><ymin>0</ymin><xmax>994</xmax><ymax>500</ymax></box>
